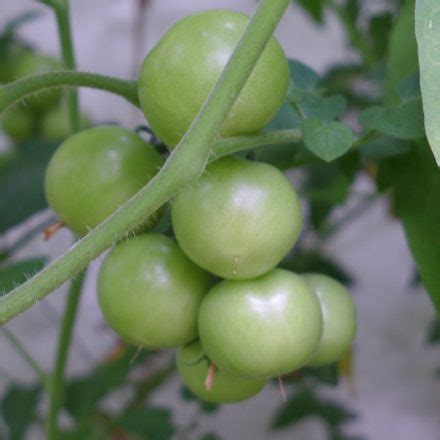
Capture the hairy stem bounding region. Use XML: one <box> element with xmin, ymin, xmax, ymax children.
<box><xmin>0</xmin><ymin>0</ymin><xmax>291</xmax><ymax>325</ymax></box>
<box><xmin>210</xmin><ymin>129</ymin><xmax>302</xmax><ymax>163</ymax></box>
<box><xmin>46</xmin><ymin>271</ymin><xmax>85</xmax><ymax>440</ymax></box>
<box><xmin>51</xmin><ymin>0</ymin><xmax>80</xmax><ymax>132</ymax></box>
<box><xmin>0</xmin><ymin>71</ymin><xmax>139</xmax><ymax>113</ymax></box>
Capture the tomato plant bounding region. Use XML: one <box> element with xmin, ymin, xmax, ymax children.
<box><xmin>0</xmin><ymin>0</ymin><xmax>439</xmax><ymax>439</ymax></box>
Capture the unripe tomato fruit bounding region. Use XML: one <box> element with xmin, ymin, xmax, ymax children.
<box><xmin>138</xmin><ymin>10</ymin><xmax>290</xmax><ymax>148</ymax></box>
<box><xmin>14</xmin><ymin>52</ymin><xmax>63</xmax><ymax>112</ymax></box>
<box><xmin>1</xmin><ymin>107</ymin><xmax>34</xmax><ymax>143</ymax></box>
<box><xmin>177</xmin><ymin>341</ymin><xmax>266</xmax><ymax>403</ymax></box>
<box><xmin>98</xmin><ymin>234</ymin><xmax>211</xmax><ymax>348</ymax></box>
<box><xmin>302</xmin><ymin>274</ymin><xmax>356</xmax><ymax>367</ymax></box>
<box><xmin>172</xmin><ymin>156</ymin><xmax>302</xmax><ymax>280</ymax></box>
<box><xmin>198</xmin><ymin>269</ymin><xmax>323</xmax><ymax>379</ymax></box>
<box><xmin>41</xmin><ymin>105</ymin><xmax>91</xmax><ymax>142</ymax></box>
<box><xmin>44</xmin><ymin>126</ymin><xmax>164</xmax><ymax>236</ymax></box>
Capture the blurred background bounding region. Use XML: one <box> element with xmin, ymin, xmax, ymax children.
<box><xmin>1</xmin><ymin>1</ymin><xmax>440</xmax><ymax>439</ymax></box>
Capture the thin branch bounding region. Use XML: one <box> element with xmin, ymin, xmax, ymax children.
<box><xmin>0</xmin><ymin>71</ymin><xmax>139</xmax><ymax>114</ymax></box>
<box><xmin>210</xmin><ymin>129</ymin><xmax>302</xmax><ymax>163</ymax></box>
<box><xmin>49</xmin><ymin>0</ymin><xmax>80</xmax><ymax>133</ymax></box>
<box><xmin>1</xmin><ymin>328</ymin><xmax>49</xmax><ymax>389</ymax></box>
<box><xmin>46</xmin><ymin>271</ymin><xmax>86</xmax><ymax>440</ymax></box>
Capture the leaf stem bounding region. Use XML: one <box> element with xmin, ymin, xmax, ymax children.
<box><xmin>50</xmin><ymin>0</ymin><xmax>80</xmax><ymax>132</ymax></box>
<box><xmin>210</xmin><ymin>129</ymin><xmax>302</xmax><ymax>162</ymax></box>
<box><xmin>0</xmin><ymin>71</ymin><xmax>139</xmax><ymax>114</ymax></box>
<box><xmin>46</xmin><ymin>271</ymin><xmax>85</xmax><ymax>440</ymax></box>
<box><xmin>0</xmin><ymin>0</ymin><xmax>291</xmax><ymax>325</ymax></box>
<box><xmin>1</xmin><ymin>327</ymin><xmax>49</xmax><ymax>389</ymax></box>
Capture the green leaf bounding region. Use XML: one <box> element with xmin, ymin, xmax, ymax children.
<box><xmin>385</xmin><ymin>0</ymin><xmax>418</xmax><ymax>105</ymax></box>
<box><xmin>0</xmin><ymin>139</ymin><xmax>58</xmax><ymax>233</ymax></box>
<box><xmin>359</xmin><ymin>99</ymin><xmax>425</xmax><ymax>139</ymax></box>
<box><xmin>290</xmin><ymin>92</ymin><xmax>347</xmax><ymax>122</ymax></box>
<box><xmin>416</xmin><ymin>0</ymin><xmax>440</xmax><ymax>165</ymax></box>
<box><xmin>0</xmin><ymin>258</ymin><xmax>47</xmax><ymax>296</ymax></box>
<box><xmin>301</xmin><ymin>118</ymin><xmax>354</xmax><ymax>162</ymax></box>
<box><xmin>119</xmin><ymin>408</ymin><xmax>175</xmax><ymax>440</ymax></box>
<box><xmin>271</xmin><ymin>388</ymin><xmax>356</xmax><ymax>430</ymax></box>
<box><xmin>398</xmin><ymin>73</ymin><xmax>421</xmax><ymax>102</ymax></box>
<box><xmin>369</xmin><ymin>12</ymin><xmax>393</xmax><ymax>60</ymax></box>
<box><xmin>288</xmin><ymin>59</ymin><xmax>320</xmax><ymax>92</ymax></box>
<box><xmin>360</xmin><ymin>135</ymin><xmax>411</xmax><ymax>159</ymax></box>
<box><xmin>300</xmin><ymin>156</ymin><xmax>359</xmax><ymax>229</ymax></box>
<box><xmin>1</xmin><ymin>384</ymin><xmax>41</xmax><ymax>440</ymax></box>
<box><xmin>392</xmin><ymin>142</ymin><xmax>440</xmax><ymax>311</ymax></box>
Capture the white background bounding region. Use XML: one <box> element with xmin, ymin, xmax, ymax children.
<box><xmin>1</xmin><ymin>1</ymin><xmax>440</xmax><ymax>439</ymax></box>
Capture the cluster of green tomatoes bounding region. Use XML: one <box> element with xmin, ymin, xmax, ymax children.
<box><xmin>44</xmin><ymin>10</ymin><xmax>356</xmax><ymax>403</ymax></box>
<box><xmin>1</xmin><ymin>44</ymin><xmax>89</xmax><ymax>143</ymax></box>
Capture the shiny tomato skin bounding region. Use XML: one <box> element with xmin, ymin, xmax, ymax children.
<box><xmin>198</xmin><ymin>269</ymin><xmax>323</xmax><ymax>379</ymax></box>
<box><xmin>171</xmin><ymin>156</ymin><xmax>302</xmax><ymax>280</ymax></box>
<box><xmin>98</xmin><ymin>234</ymin><xmax>212</xmax><ymax>348</ymax></box>
<box><xmin>44</xmin><ymin>126</ymin><xmax>164</xmax><ymax>236</ymax></box>
<box><xmin>303</xmin><ymin>273</ymin><xmax>357</xmax><ymax>367</ymax></box>
<box><xmin>138</xmin><ymin>9</ymin><xmax>290</xmax><ymax>147</ymax></box>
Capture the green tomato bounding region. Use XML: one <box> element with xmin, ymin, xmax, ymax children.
<box><xmin>41</xmin><ymin>105</ymin><xmax>91</xmax><ymax>142</ymax></box>
<box><xmin>138</xmin><ymin>10</ymin><xmax>289</xmax><ymax>148</ymax></box>
<box><xmin>98</xmin><ymin>234</ymin><xmax>211</xmax><ymax>348</ymax></box>
<box><xmin>14</xmin><ymin>52</ymin><xmax>63</xmax><ymax>112</ymax></box>
<box><xmin>302</xmin><ymin>274</ymin><xmax>356</xmax><ymax>367</ymax></box>
<box><xmin>171</xmin><ymin>156</ymin><xmax>302</xmax><ymax>280</ymax></box>
<box><xmin>44</xmin><ymin>126</ymin><xmax>164</xmax><ymax>236</ymax></box>
<box><xmin>177</xmin><ymin>341</ymin><xmax>266</xmax><ymax>403</ymax></box>
<box><xmin>1</xmin><ymin>106</ymin><xmax>34</xmax><ymax>143</ymax></box>
<box><xmin>198</xmin><ymin>269</ymin><xmax>323</xmax><ymax>379</ymax></box>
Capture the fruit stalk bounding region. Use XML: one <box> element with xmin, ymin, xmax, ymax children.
<box><xmin>0</xmin><ymin>71</ymin><xmax>140</xmax><ymax>113</ymax></box>
<box><xmin>0</xmin><ymin>0</ymin><xmax>291</xmax><ymax>324</ymax></box>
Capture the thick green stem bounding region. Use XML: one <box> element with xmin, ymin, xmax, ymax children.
<box><xmin>210</xmin><ymin>129</ymin><xmax>302</xmax><ymax>163</ymax></box>
<box><xmin>51</xmin><ymin>0</ymin><xmax>80</xmax><ymax>132</ymax></box>
<box><xmin>46</xmin><ymin>271</ymin><xmax>85</xmax><ymax>440</ymax></box>
<box><xmin>0</xmin><ymin>0</ymin><xmax>291</xmax><ymax>325</ymax></box>
<box><xmin>1</xmin><ymin>328</ymin><xmax>49</xmax><ymax>389</ymax></box>
<box><xmin>0</xmin><ymin>71</ymin><xmax>139</xmax><ymax>113</ymax></box>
